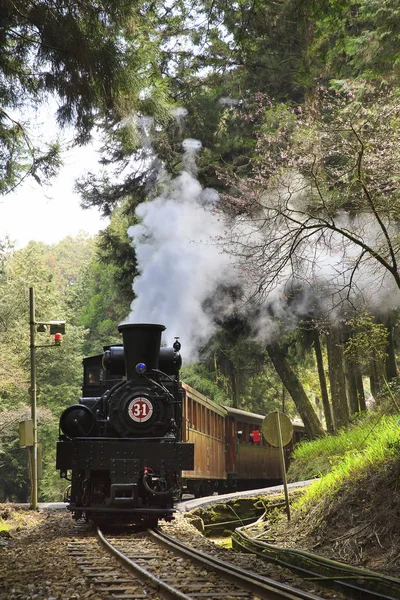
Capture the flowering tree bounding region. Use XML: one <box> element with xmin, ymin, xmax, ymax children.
<box><xmin>223</xmin><ymin>85</ymin><xmax>400</xmax><ymax>311</ymax></box>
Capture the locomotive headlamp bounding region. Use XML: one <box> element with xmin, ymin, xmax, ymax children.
<box><xmin>136</xmin><ymin>362</ymin><xmax>147</xmax><ymax>374</ymax></box>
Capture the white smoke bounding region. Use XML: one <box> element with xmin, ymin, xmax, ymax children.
<box><xmin>171</xmin><ymin>108</ymin><xmax>188</xmax><ymax>136</ymax></box>
<box><xmin>182</xmin><ymin>138</ymin><xmax>202</xmax><ymax>175</ymax></box>
<box><xmin>220</xmin><ymin>169</ymin><xmax>400</xmax><ymax>341</ymax></box>
<box><xmin>126</xmin><ymin>133</ymin><xmax>400</xmax><ymax>360</ymax></box>
<box><xmin>127</xmin><ymin>157</ymin><xmax>243</xmax><ymax>359</ymax></box>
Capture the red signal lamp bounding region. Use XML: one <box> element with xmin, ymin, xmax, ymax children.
<box><xmin>54</xmin><ymin>333</ymin><xmax>63</xmax><ymax>346</ymax></box>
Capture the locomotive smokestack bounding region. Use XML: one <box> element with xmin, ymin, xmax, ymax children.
<box><xmin>118</xmin><ymin>323</ymin><xmax>166</xmax><ymax>379</ymax></box>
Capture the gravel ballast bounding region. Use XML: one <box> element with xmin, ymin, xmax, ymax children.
<box><xmin>0</xmin><ymin>504</ymin><xmax>346</xmax><ymax>599</ymax></box>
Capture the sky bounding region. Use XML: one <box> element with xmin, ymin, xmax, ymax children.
<box><xmin>0</xmin><ymin>96</ymin><xmax>112</xmax><ymax>249</ymax></box>
<box><xmin>0</xmin><ymin>142</ymin><xmax>109</xmax><ymax>249</ymax></box>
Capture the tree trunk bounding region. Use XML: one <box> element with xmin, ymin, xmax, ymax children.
<box><xmin>344</xmin><ymin>356</ymin><xmax>365</xmax><ymax>415</ymax></box>
<box><xmin>232</xmin><ymin>370</ymin><xmax>240</xmax><ymax>409</ymax></box>
<box><xmin>326</xmin><ymin>327</ymin><xmax>350</xmax><ymax>429</ymax></box>
<box><xmin>312</xmin><ymin>329</ymin><xmax>334</xmax><ymax>433</ymax></box>
<box><xmin>342</xmin><ymin>329</ymin><xmax>366</xmax><ymax>414</ymax></box>
<box><xmin>220</xmin><ymin>356</ymin><xmax>240</xmax><ymax>408</ymax></box>
<box><xmin>384</xmin><ymin>316</ymin><xmax>398</xmax><ymax>382</ymax></box>
<box><xmin>266</xmin><ymin>341</ymin><xmax>325</xmax><ymax>439</ymax></box>
<box><xmin>370</xmin><ymin>356</ymin><xmax>385</xmax><ymax>402</ymax></box>
<box><xmin>354</xmin><ymin>363</ymin><xmax>366</xmax><ymax>411</ymax></box>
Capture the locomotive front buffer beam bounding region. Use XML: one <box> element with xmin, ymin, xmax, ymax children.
<box><xmin>56</xmin><ymin>438</ymin><xmax>194</xmax><ymax>513</ymax></box>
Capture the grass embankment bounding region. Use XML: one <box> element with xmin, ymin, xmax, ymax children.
<box><xmin>288</xmin><ymin>412</ymin><xmax>400</xmax><ymax>502</ymax></box>
<box><xmin>277</xmin><ymin>412</ymin><xmax>400</xmax><ymax>571</ymax></box>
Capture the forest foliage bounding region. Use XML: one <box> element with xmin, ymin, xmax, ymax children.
<box><xmin>0</xmin><ymin>235</ymin><xmax>127</xmax><ymax>500</ymax></box>
<box><xmin>2</xmin><ymin>0</ymin><xmax>400</xmax><ymax>499</ymax></box>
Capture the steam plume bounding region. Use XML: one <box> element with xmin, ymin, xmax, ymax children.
<box><xmin>127</xmin><ymin>142</ymin><xmax>242</xmax><ymax>359</ymax></box>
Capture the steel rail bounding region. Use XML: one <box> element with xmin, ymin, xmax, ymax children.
<box><xmin>151</xmin><ymin>527</ymin><xmax>325</xmax><ymax>600</ymax></box>
<box><xmin>232</xmin><ymin>526</ymin><xmax>400</xmax><ymax>600</ymax></box>
<box><xmin>97</xmin><ymin>527</ymin><xmax>192</xmax><ymax>600</ymax></box>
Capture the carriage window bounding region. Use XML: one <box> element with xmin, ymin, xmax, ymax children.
<box><xmin>250</xmin><ymin>429</ymin><xmax>261</xmax><ymax>443</ymax></box>
<box><xmin>86</xmin><ymin>369</ymin><xmax>100</xmax><ymax>384</ymax></box>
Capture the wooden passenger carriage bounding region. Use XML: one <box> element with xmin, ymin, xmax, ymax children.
<box><xmin>181</xmin><ymin>382</ymin><xmax>306</xmax><ymax>497</ymax></box>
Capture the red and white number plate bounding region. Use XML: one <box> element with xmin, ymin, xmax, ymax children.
<box><xmin>128</xmin><ymin>397</ymin><xmax>154</xmax><ymax>422</ymax></box>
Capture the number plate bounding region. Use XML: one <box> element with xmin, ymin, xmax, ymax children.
<box><xmin>127</xmin><ymin>397</ymin><xmax>154</xmax><ymax>423</ymax></box>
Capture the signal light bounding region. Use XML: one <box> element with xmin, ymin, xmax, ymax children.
<box><xmin>54</xmin><ymin>333</ymin><xmax>63</xmax><ymax>346</ymax></box>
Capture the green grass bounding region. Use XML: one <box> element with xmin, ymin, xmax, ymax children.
<box><xmin>288</xmin><ymin>414</ymin><xmax>400</xmax><ymax>507</ymax></box>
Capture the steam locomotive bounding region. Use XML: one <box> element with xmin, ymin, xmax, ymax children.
<box><xmin>56</xmin><ymin>323</ymin><xmax>194</xmax><ymax>525</ymax></box>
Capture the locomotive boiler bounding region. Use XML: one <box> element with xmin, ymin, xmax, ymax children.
<box><xmin>56</xmin><ymin>323</ymin><xmax>194</xmax><ymax>525</ymax></box>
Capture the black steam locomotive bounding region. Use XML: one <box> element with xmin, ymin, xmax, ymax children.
<box><xmin>56</xmin><ymin>323</ymin><xmax>194</xmax><ymax>525</ymax></box>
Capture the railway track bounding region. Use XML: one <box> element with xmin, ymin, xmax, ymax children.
<box><xmin>233</xmin><ymin>524</ymin><xmax>400</xmax><ymax>600</ymax></box>
<box><xmin>66</xmin><ymin>520</ymin><xmax>325</xmax><ymax>599</ymax></box>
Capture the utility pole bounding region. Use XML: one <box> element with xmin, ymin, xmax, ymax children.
<box><xmin>28</xmin><ymin>287</ymin><xmax>65</xmax><ymax>510</ymax></box>
<box><xmin>29</xmin><ymin>287</ymin><xmax>38</xmax><ymax>510</ymax></box>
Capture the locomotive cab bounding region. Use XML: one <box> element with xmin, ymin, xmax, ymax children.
<box><xmin>56</xmin><ymin>323</ymin><xmax>194</xmax><ymax>525</ymax></box>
